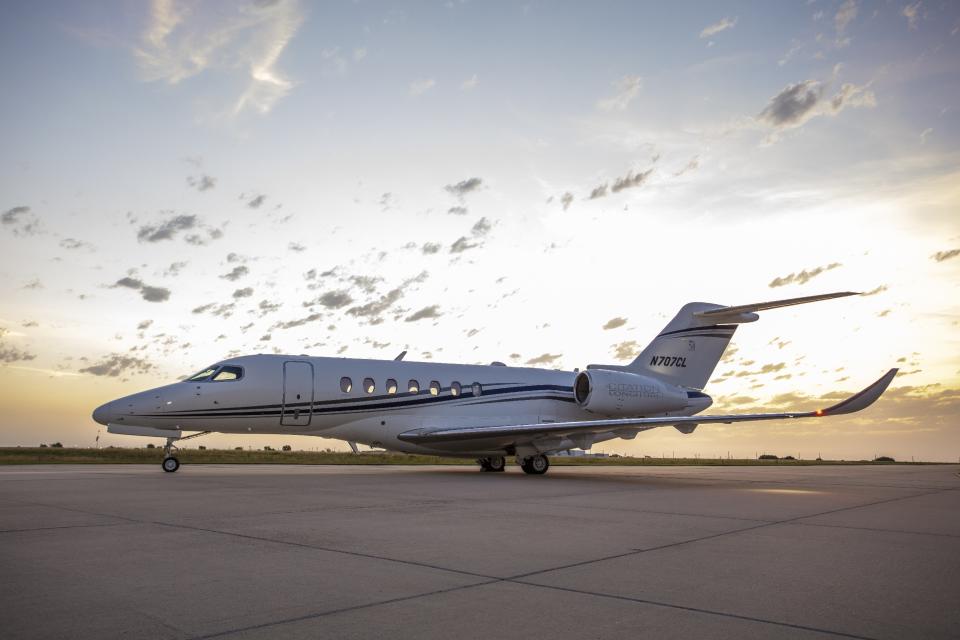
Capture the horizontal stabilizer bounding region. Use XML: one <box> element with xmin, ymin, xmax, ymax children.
<box><xmin>694</xmin><ymin>292</ymin><xmax>859</xmax><ymax>320</ymax></box>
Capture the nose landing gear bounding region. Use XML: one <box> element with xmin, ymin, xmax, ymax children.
<box><xmin>160</xmin><ymin>431</ymin><xmax>210</xmax><ymax>472</ymax></box>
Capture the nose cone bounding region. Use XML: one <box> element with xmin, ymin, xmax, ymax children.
<box><xmin>92</xmin><ymin>401</ymin><xmax>115</xmax><ymax>426</ymax></box>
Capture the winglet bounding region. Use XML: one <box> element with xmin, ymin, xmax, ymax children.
<box><xmin>819</xmin><ymin>368</ymin><xmax>898</xmax><ymax>416</ymax></box>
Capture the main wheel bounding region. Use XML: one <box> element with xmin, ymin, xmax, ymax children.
<box><xmin>487</xmin><ymin>456</ymin><xmax>506</xmax><ymax>472</ymax></box>
<box><xmin>521</xmin><ymin>455</ymin><xmax>549</xmax><ymax>475</ymax></box>
<box><xmin>162</xmin><ymin>456</ymin><xmax>180</xmax><ymax>473</ymax></box>
<box><xmin>478</xmin><ymin>458</ymin><xmax>492</xmax><ymax>471</ymax></box>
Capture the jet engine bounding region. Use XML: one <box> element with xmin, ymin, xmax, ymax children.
<box><xmin>573</xmin><ymin>369</ymin><xmax>690</xmax><ymax>417</ymax></box>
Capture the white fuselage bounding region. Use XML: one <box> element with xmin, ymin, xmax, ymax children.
<box><xmin>93</xmin><ymin>354</ymin><xmax>707</xmax><ymax>456</ymax></box>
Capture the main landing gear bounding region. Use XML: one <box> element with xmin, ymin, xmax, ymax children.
<box><xmin>520</xmin><ymin>455</ymin><xmax>550</xmax><ymax>475</ymax></box>
<box><xmin>478</xmin><ymin>456</ymin><xmax>506</xmax><ymax>472</ymax></box>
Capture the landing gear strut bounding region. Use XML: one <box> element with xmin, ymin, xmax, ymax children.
<box><xmin>478</xmin><ymin>456</ymin><xmax>506</xmax><ymax>472</ymax></box>
<box><xmin>160</xmin><ymin>431</ymin><xmax>210</xmax><ymax>473</ymax></box>
<box><xmin>520</xmin><ymin>454</ymin><xmax>550</xmax><ymax>475</ymax></box>
<box><xmin>162</xmin><ymin>437</ymin><xmax>179</xmax><ymax>473</ymax></box>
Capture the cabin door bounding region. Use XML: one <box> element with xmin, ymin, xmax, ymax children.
<box><xmin>281</xmin><ymin>361</ymin><xmax>314</xmax><ymax>426</ymax></box>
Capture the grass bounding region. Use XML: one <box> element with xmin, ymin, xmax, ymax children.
<box><xmin>0</xmin><ymin>447</ymin><xmax>920</xmax><ymax>466</ymax></box>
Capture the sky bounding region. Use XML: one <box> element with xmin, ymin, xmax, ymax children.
<box><xmin>1</xmin><ymin>0</ymin><xmax>958</xmax><ymax>461</ymax></box>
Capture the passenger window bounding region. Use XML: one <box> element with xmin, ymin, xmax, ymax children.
<box><xmin>472</xmin><ymin>382</ymin><xmax>482</xmax><ymax>396</ymax></box>
<box><xmin>386</xmin><ymin>379</ymin><xmax>398</xmax><ymax>394</ymax></box>
<box><xmin>429</xmin><ymin>381</ymin><xmax>440</xmax><ymax>396</ymax></box>
<box><xmin>450</xmin><ymin>381</ymin><xmax>461</xmax><ymax>397</ymax></box>
<box><xmin>212</xmin><ymin>366</ymin><xmax>243</xmax><ymax>382</ymax></box>
<box><xmin>363</xmin><ymin>377</ymin><xmax>375</xmax><ymax>394</ymax></box>
<box><xmin>340</xmin><ymin>377</ymin><xmax>353</xmax><ymax>393</ymax></box>
<box><xmin>408</xmin><ymin>380</ymin><xmax>420</xmax><ymax>394</ymax></box>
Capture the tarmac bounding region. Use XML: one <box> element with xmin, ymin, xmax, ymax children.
<box><xmin>1</xmin><ymin>463</ymin><xmax>958</xmax><ymax>640</ymax></box>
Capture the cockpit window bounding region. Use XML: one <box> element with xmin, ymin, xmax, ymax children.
<box><xmin>186</xmin><ymin>367</ymin><xmax>218</xmax><ymax>382</ymax></box>
<box><xmin>212</xmin><ymin>366</ymin><xmax>243</xmax><ymax>382</ymax></box>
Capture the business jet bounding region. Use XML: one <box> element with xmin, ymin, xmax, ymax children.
<box><xmin>92</xmin><ymin>292</ymin><xmax>896</xmax><ymax>473</ymax></box>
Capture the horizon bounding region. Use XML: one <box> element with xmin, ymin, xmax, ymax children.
<box><xmin>1</xmin><ymin>1</ymin><xmax>958</xmax><ymax>461</ymax></box>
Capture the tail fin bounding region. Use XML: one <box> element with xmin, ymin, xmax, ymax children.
<box><xmin>590</xmin><ymin>292</ymin><xmax>858</xmax><ymax>391</ymax></box>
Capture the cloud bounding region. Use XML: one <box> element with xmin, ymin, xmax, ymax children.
<box><xmin>471</xmin><ymin>217</ymin><xmax>492</xmax><ymax>237</ymax></box>
<box><xmin>758</xmin><ymin>79</ymin><xmax>876</xmax><ymax>131</ymax></box>
<box><xmin>164</xmin><ymin>261</ymin><xmax>188</xmax><ymax>276</ymax></box>
<box><xmin>931</xmin><ymin>248</ymin><xmax>960</xmax><ymax>262</ymax></box>
<box><xmin>137</xmin><ymin>319</ymin><xmax>153</xmax><ymax>330</ymax></box>
<box><xmin>346</xmin><ymin>271</ymin><xmax>428</xmax><ymax>322</ymax></box>
<box><xmin>460</xmin><ymin>74</ymin><xmax>478</xmax><ymax>90</ymax></box>
<box><xmin>186</xmin><ymin>174</ymin><xmax>216</xmax><ymax>191</ymax></box>
<box><xmin>861</xmin><ymin>285</ymin><xmax>888</xmax><ymax>297</ymax></box>
<box><xmin>603</xmin><ymin>317</ymin><xmax>627</xmax><ymax>330</ymax></box>
<box><xmin>192</xmin><ymin>302</ymin><xmax>236</xmax><ymax>317</ymax></box>
<box><xmin>288</xmin><ymin>242</ymin><xmax>306</xmax><ymax>252</ymax></box>
<box><xmin>901</xmin><ymin>1</ymin><xmax>921</xmax><ymax>29</ymax></box>
<box><xmin>349</xmin><ymin>275</ymin><xmax>381</xmax><ymax>294</ymax></box>
<box><xmin>59</xmin><ymin>238</ymin><xmax>94</xmax><ymax>250</ymax></box>
<box><xmin>22</xmin><ymin>278</ymin><xmax>43</xmax><ymax>290</ymax></box>
<box><xmin>111</xmin><ymin>276</ymin><xmax>171</xmax><ymax>302</ymax></box>
<box><xmin>314</xmin><ymin>290</ymin><xmax>353</xmax><ymax>309</ymax></box>
<box><xmin>834</xmin><ymin>0</ymin><xmax>858</xmax><ymax>36</ymax></box>
<box><xmin>588</xmin><ymin>184</ymin><xmax>608</xmax><ymax>200</ymax></box>
<box><xmin>405</xmin><ymin>305</ymin><xmax>441</xmax><ymax>322</ymax></box>
<box><xmin>597</xmin><ymin>75</ymin><xmax>642</xmax><ymax>111</ymax></box>
<box><xmin>220</xmin><ymin>265</ymin><xmax>249</xmax><ymax>281</ymax></box>
<box><xmin>247</xmin><ymin>194</ymin><xmax>266</xmax><ymax>208</ymax></box>
<box><xmin>700</xmin><ymin>16</ymin><xmax>738</xmax><ymax>38</ymax></box>
<box><xmin>758</xmin><ymin>80</ymin><xmax>823</xmax><ymax>128</ymax></box>
<box><xmin>273</xmin><ymin>312</ymin><xmax>323</xmax><ymax>329</ymax></box>
<box><xmin>674</xmin><ymin>156</ymin><xmax>700</xmax><ymax>177</ymax></box>
<box><xmin>612</xmin><ymin>340</ymin><xmax>640</xmax><ymax>361</ymax></box>
<box><xmin>448</xmin><ymin>206</ymin><xmax>468</xmax><ymax>215</ymax></box>
<box><xmin>526</xmin><ymin>353</ymin><xmax>562</xmax><ymax>365</ymax></box>
<box><xmin>137</xmin><ymin>213</ymin><xmax>195</xmax><ymax>241</ymax></box>
<box><xmin>409</xmin><ymin>78</ymin><xmax>435</xmax><ymax>96</ymax></box>
<box><xmin>0</xmin><ymin>328</ymin><xmax>36</xmax><ymax>364</ymax></box>
<box><xmin>258</xmin><ymin>299</ymin><xmax>281</xmax><ymax>315</ymax></box>
<box><xmin>920</xmin><ymin>128</ymin><xmax>933</xmax><ymax>144</ymax></box>
<box><xmin>450</xmin><ymin>237</ymin><xmax>478</xmax><ymax>253</ymax></box>
<box><xmin>79</xmin><ymin>353</ymin><xmax>154</xmax><ymax>377</ymax></box>
<box><xmin>141</xmin><ymin>286</ymin><xmax>172</xmax><ymax>302</ymax></box>
<box><xmin>135</xmin><ymin>0</ymin><xmax>304</xmax><ymax>116</ymax></box>
<box><xmin>611</xmin><ymin>168</ymin><xmax>653</xmax><ymax>193</ymax></box>
<box><xmin>232</xmin><ymin>287</ymin><xmax>254</xmax><ymax>298</ymax></box>
<box><xmin>421</xmin><ymin>242</ymin><xmax>441</xmax><ymax>255</ymax></box>
<box><xmin>1</xmin><ymin>205</ymin><xmax>41</xmax><ymax>236</ymax></box>
<box><xmin>560</xmin><ymin>192</ymin><xmax>573</xmax><ymax>210</ymax></box>
<box><xmin>768</xmin><ymin>262</ymin><xmax>841</xmax><ymax>288</ymax></box>
<box><xmin>444</xmin><ymin>177</ymin><xmax>483</xmax><ymax>197</ymax></box>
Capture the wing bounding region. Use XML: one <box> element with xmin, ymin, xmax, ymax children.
<box><xmin>397</xmin><ymin>368</ymin><xmax>897</xmax><ymax>446</ymax></box>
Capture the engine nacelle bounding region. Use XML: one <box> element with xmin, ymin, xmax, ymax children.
<box><xmin>574</xmin><ymin>369</ymin><xmax>690</xmax><ymax>416</ymax></box>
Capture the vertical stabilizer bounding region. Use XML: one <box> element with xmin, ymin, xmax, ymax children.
<box><xmin>588</xmin><ymin>292</ymin><xmax>859</xmax><ymax>391</ymax></box>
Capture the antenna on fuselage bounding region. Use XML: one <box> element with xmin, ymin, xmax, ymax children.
<box><xmin>394</xmin><ymin>350</ymin><xmax>407</xmax><ymax>361</ymax></box>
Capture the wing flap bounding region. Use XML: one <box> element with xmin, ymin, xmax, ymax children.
<box><xmin>397</xmin><ymin>368</ymin><xmax>897</xmax><ymax>446</ymax></box>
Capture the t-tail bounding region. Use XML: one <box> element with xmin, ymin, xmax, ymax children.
<box><xmin>589</xmin><ymin>292</ymin><xmax>859</xmax><ymax>391</ymax></box>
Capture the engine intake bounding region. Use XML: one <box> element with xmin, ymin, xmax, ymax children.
<box><xmin>574</xmin><ymin>369</ymin><xmax>690</xmax><ymax>417</ymax></box>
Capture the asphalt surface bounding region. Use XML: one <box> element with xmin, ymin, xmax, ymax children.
<box><xmin>1</xmin><ymin>463</ymin><xmax>958</xmax><ymax>639</ymax></box>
